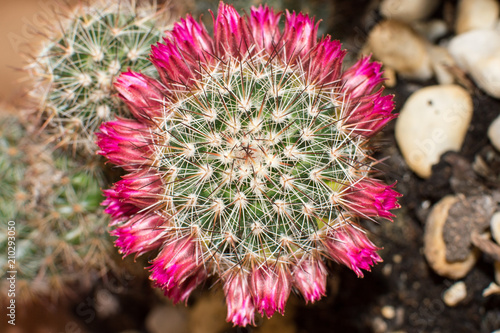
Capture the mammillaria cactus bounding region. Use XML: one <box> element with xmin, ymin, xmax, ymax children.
<box><xmin>97</xmin><ymin>2</ymin><xmax>400</xmax><ymax>326</ymax></box>
<box><xmin>0</xmin><ymin>115</ymin><xmax>118</xmax><ymax>302</ymax></box>
<box><xmin>24</xmin><ymin>0</ymin><xmax>171</xmax><ymax>155</ymax></box>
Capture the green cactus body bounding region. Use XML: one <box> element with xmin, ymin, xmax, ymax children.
<box><xmin>0</xmin><ymin>115</ymin><xmax>117</xmax><ymax>302</ymax></box>
<box><xmin>26</xmin><ymin>0</ymin><xmax>171</xmax><ymax>154</ymax></box>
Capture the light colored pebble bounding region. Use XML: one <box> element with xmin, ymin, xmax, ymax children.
<box><xmin>380</xmin><ymin>0</ymin><xmax>440</xmax><ymax>23</ymax></box>
<box><xmin>428</xmin><ymin>46</ymin><xmax>456</xmax><ymax>85</ymax></box>
<box><xmin>443</xmin><ymin>281</ymin><xmax>467</xmax><ymax>306</ymax></box>
<box><xmin>448</xmin><ymin>29</ymin><xmax>500</xmax><ymax>98</ymax></box>
<box><xmin>395</xmin><ymin>85</ymin><xmax>473</xmax><ymax>178</ymax></box>
<box><xmin>367</xmin><ymin>20</ymin><xmax>433</xmax><ymax>80</ymax></box>
<box><xmin>372</xmin><ymin>316</ymin><xmax>388</xmax><ymax>333</ymax></box>
<box><xmin>413</xmin><ymin>19</ymin><xmax>449</xmax><ymax>42</ymax></box>
<box><xmin>455</xmin><ymin>0</ymin><xmax>500</xmax><ymax>35</ymax></box>
<box><xmin>482</xmin><ymin>282</ymin><xmax>500</xmax><ymax>297</ymax></box>
<box><xmin>381</xmin><ymin>305</ymin><xmax>396</xmax><ymax>319</ymax></box>
<box><xmin>423</xmin><ymin>196</ymin><xmax>479</xmax><ymax>279</ymax></box>
<box><xmin>488</xmin><ymin>116</ymin><xmax>500</xmax><ymax>152</ymax></box>
<box><xmin>146</xmin><ymin>305</ymin><xmax>188</xmax><ymax>333</ymax></box>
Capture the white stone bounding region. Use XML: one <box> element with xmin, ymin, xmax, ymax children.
<box><xmin>396</xmin><ymin>85</ymin><xmax>473</xmax><ymax>179</ymax></box>
<box><xmin>428</xmin><ymin>46</ymin><xmax>456</xmax><ymax>85</ymax></box>
<box><xmin>380</xmin><ymin>0</ymin><xmax>440</xmax><ymax>23</ymax></box>
<box><xmin>488</xmin><ymin>115</ymin><xmax>500</xmax><ymax>152</ymax></box>
<box><xmin>448</xmin><ymin>30</ymin><xmax>500</xmax><ymax>98</ymax></box>
<box><xmin>455</xmin><ymin>0</ymin><xmax>500</xmax><ymax>35</ymax></box>
<box><xmin>367</xmin><ymin>20</ymin><xmax>433</xmax><ymax>80</ymax></box>
<box><xmin>423</xmin><ymin>196</ymin><xmax>479</xmax><ymax>279</ymax></box>
<box><xmin>413</xmin><ymin>19</ymin><xmax>449</xmax><ymax>42</ymax></box>
<box><xmin>443</xmin><ymin>281</ymin><xmax>467</xmax><ymax>307</ymax></box>
<box><xmin>491</xmin><ymin>211</ymin><xmax>500</xmax><ymax>244</ymax></box>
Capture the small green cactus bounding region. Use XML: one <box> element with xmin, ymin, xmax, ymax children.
<box><xmin>24</xmin><ymin>0</ymin><xmax>171</xmax><ymax>155</ymax></box>
<box><xmin>0</xmin><ymin>115</ymin><xmax>118</xmax><ymax>302</ymax></box>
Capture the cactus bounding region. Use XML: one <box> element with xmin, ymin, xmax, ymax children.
<box><xmin>97</xmin><ymin>2</ymin><xmax>400</xmax><ymax>326</ymax></box>
<box><xmin>24</xmin><ymin>0</ymin><xmax>171</xmax><ymax>155</ymax></box>
<box><xmin>0</xmin><ymin>115</ymin><xmax>118</xmax><ymax>303</ymax></box>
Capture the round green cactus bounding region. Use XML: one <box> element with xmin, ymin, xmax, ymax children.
<box><xmin>0</xmin><ymin>115</ymin><xmax>118</xmax><ymax>302</ymax></box>
<box><xmin>24</xmin><ymin>0</ymin><xmax>171</xmax><ymax>155</ymax></box>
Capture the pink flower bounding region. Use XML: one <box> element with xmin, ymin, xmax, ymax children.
<box><xmin>112</xmin><ymin>213</ymin><xmax>166</xmax><ymax>258</ymax></box>
<box><xmin>324</xmin><ymin>224</ymin><xmax>382</xmax><ymax>277</ymax></box>
<box><xmin>223</xmin><ymin>270</ymin><xmax>255</xmax><ymax>326</ymax></box>
<box><xmin>248</xmin><ymin>5</ymin><xmax>281</xmax><ymax>54</ymax></box>
<box><xmin>96</xmin><ymin>118</ymin><xmax>152</xmax><ymax>171</ymax></box>
<box><xmin>250</xmin><ymin>265</ymin><xmax>292</xmax><ymax>318</ymax></box>
<box><xmin>149</xmin><ymin>236</ymin><xmax>207</xmax><ymax>304</ymax></box>
<box><xmin>115</xmin><ymin>71</ymin><xmax>166</xmax><ymax>122</ymax></box>
<box><xmin>342</xmin><ymin>179</ymin><xmax>401</xmax><ymax>221</ymax></box>
<box><xmin>292</xmin><ymin>255</ymin><xmax>327</xmax><ymax>303</ymax></box>
<box><xmin>111</xmin><ymin>170</ymin><xmax>164</xmax><ymax>209</ymax></box>
<box><xmin>341</xmin><ymin>89</ymin><xmax>396</xmax><ymax>137</ymax></box>
<box><xmin>342</xmin><ymin>56</ymin><xmax>384</xmax><ymax>98</ymax></box>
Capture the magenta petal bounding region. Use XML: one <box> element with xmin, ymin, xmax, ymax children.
<box><xmin>292</xmin><ymin>256</ymin><xmax>327</xmax><ymax>303</ymax></box>
<box><xmin>250</xmin><ymin>265</ymin><xmax>291</xmax><ymax>318</ymax></box>
<box><xmin>115</xmin><ymin>71</ymin><xmax>166</xmax><ymax>122</ymax></box>
<box><xmin>342</xmin><ymin>179</ymin><xmax>401</xmax><ymax>221</ymax></box>
<box><xmin>341</xmin><ymin>89</ymin><xmax>397</xmax><ymax>137</ymax></box>
<box><xmin>149</xmin><ymin>236</ymin><xmax>207</xmax><ymax>304</ymax></box>
<box><xmin>112</xmin><ymin>213</ymin><xmax>166</xmax><ymax>258</ymax></box>
<box><xmin>96</xmin><ymin>118</ymin><xmax>153</xmax><ymax>171</ymax></box>
<box><xmin>324</xmin><ymin>224</ymin><xmax>382</xmax><ymax>277</ymax></box>
<box><xmin>342</xmin><ymin>56</ymin><xmax>384</xmax><ymax>98</ymax></box>
<box><xmin>223</xmin><ymin>271</ymin><xmax>255</xmax><ymax>326</ymax></box>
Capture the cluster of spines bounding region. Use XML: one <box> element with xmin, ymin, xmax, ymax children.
<box><xmin>0</xmin><ymin>115</ymin><xmax>118</xmax><ymax>303</ymax></box>
<box><xmin>25</xmin><ymin>0</ymin><xmax>170</xmax><ymax>154</ymax></box>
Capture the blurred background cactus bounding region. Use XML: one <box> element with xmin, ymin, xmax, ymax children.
<box><xmin>0</xmin><ymin>114</ymin><xmax>119</xmax><ymax>303</ymax></box>
<box><xmin>24</xmin><ymin>0</ymin><xmax>172</xmax><ymax>155</ymax></box>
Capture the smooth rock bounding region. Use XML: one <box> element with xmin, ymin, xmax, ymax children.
<box><xmin>381</xmin><ymin>305</ymin><xmax>396</xmax><ymax>319</ymax></box>
<box><xmin>448</xmin><ymin>30</ymin><xmax>500</xmax><ymax>98</ymax></box>
<box><xmin>488</xmin><ymin>115</ymin><xmax>500</xmax><ymax>152</ymax></box>
<box><xmin>428</xmin><ymin>46</ymin><xmax>456</xmax><ymax>85</ymax></box>
<box><xmin>423</xmin><ymin>196</ymin><xmax>479</xmax><ymax>279</ymax></box>
<box><xmin>396</xmin><ymin>85</ymin><xmax>473</xmax><ymax>178</ymax></box>
<box><xmin>443</xmin><ymin>281</ymin><xmax>467</xmax><ymax>306</ymax></box>
<box><xmin>483</xmin><ymin>282</ymin><xmax>500</xmax><ymax>297</ymax></box>
<box><xmin>413</xmin><ymin>19</ymin><xmax>449</xmax><ymax>42</ymax></box>
<box><xmin>455</xmin><ymin>0</ymin><xmax>500</xmax><ymax>34</ymax></box>
<box><xmin>380</xmin><ymin>0</ymin><xmax>440</xmax><ymax>23</ymax></box>
<box><xmin>367</xmin><ymin>20</ymin><xmax>433</xmax><ymax>80</ymax></box>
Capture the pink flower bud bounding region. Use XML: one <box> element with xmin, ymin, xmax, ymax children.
<box><xmin>250</xmin><ymin>264</ymin><xmax>292</xmax><ymax>318</ymax></box>
<box><xmin>223</xmin><ymin>270</ymin><xmax>255</xmax><ymax>326</ymax></box>
<box><xmin>342</xmin><ymin>179</ymin><xmax>401</xmax><ymax>221</ymax></box>
<box><xmin>112</xmin><ymin>213</ymin><xmax>166</xmax><ymax>258</ymax></box>
<box><xmin>292</xmin><ymin>256</ymin><xmax>327</xmax><ymax>303</ymax></box>
<box><xmin>114</xmin><ymin>71</ymin><xmax>166</xmax><ymax>122</ymax></box>
<box><xmin>342</xmin><ymin>56</ymin><xmax>384</xmax><ymax>98</ymax></box>
<box><xmin>324</xmin><ymin>224</ymin><xmax>382</xmax><ymax>277</ymax></box>
<box><xmin>149</xmin><ymin>236</ymin><xmax>207</xmax><ymax>304</ymax></box>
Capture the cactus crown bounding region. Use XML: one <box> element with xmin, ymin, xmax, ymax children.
<box><xmin>26</xmin><ymin>0</ymin><xmax>170</xmax><ymax>154</ymax></box>
<box><xmin>161</xmin><ymin>58</ymin><xmax>358</xmax><ymax>263</ymax></box>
